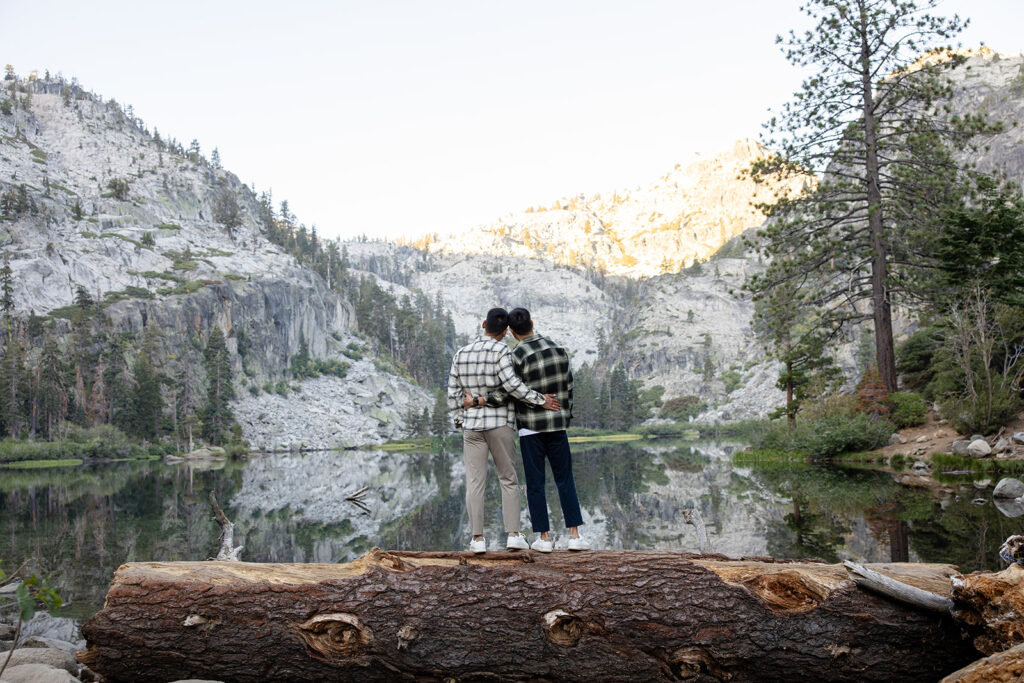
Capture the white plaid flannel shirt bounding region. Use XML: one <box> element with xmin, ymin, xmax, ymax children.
<box><xmin>447</xmin><ymin>337</ymin><xmax>546</xmax><ymax>431</ymax></box>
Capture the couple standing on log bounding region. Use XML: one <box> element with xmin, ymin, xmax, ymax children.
<box><xmin>447</xmin><ymin>307</ymin><xmax>590</xmax><ymax>554</ymax></box>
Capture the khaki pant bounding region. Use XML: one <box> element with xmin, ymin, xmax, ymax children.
<box><xmin>463</xmin><ymin>425</ymin><xmax>520</xmax><ymax>536</ymax></box>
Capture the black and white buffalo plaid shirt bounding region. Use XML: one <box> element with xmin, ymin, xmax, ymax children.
<box><xmin>447</xmin><ymin>337</ymin><xmax>546</xmax><ymax>431</ymax></box>
<box><xmin>488</xmin><ymin>334</ymin><xmax>573</xmax><ymax>433</ymax></box>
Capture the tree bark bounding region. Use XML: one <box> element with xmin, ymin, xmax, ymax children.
<box><xmin>79</xmin><ymin>550</ymin><xmax>978</xmax><ymax>682</ymax></box>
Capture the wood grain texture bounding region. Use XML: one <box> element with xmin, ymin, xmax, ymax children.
<box><xmin>80</xmin><ymin>549</ymin><xmax>977</xmax><ymax>682</ymax></box>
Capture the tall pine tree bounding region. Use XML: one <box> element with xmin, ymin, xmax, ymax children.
<box><xmin>749</xmin><ymin>0</ymin><xmax>992</xmax><ymax>392</ymax></box>
<box><xmin>202</xmin><ymin>326</ymin><xmax>234</xmax><ymax>445</ymax></box>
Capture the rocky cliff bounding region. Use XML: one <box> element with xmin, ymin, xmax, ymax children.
<box><xmin>0</xmin><ymin>77</ymin><xmax>428</xmax><ymax>445</ymax></box>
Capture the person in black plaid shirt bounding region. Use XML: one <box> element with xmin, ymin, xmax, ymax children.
<box><xmin>476</xmin><ymin>307</ymin><xmax>591</xmax><ymax>552</ymax></box>
<box><xmin>447</xmin><ymin>307</ymin><xmax>560</xmax><ymax>554</ymax></box>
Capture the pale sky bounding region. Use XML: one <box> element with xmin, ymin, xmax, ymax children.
<box><xmin>2</xmin><ymin>1</ymin><xmax>1022</xmax><ymax>241</ymax></box>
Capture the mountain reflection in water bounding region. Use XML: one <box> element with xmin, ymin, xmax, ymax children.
<box><xmin>0</xmin><ymin>440</ymin><xmax>1017</xmax><ymax>620</ymax></box>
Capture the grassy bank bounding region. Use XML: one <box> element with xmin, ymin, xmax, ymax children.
<box><xmin>0</xmin><ymin>426</ymin><xmax>183</xmax><ymax>464</ymax></box>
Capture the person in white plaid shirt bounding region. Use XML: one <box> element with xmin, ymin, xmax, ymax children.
<box><xmin>447</xmin><ymin>307</ymin><xmax>560</xmax><ymax>554</ymax></box>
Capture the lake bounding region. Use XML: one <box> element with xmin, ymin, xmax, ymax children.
<box><xmin>0</xmin><ymin>438</ymin><xmax>1018</xmax><ymax>621</ymax></box>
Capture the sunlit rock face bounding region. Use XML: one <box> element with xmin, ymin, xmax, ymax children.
<box><xmin>419</xmin><ymin>140</ymin><xmax>808</xmax><ymax>278</ymax></box>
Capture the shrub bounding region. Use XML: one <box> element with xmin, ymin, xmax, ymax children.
<box><xmin>941</xmin><ymin>381</ymin><xmax>1022</xmax><ymax>435</ymax></box>
<box><xmin>886</xmin><ymin>392</ymin><xmax>928</xmax><ymax>429</ymax></box>
<box><xmin>797</xmin><ymin>413</ymin><xmax>894</xmax><ymax>457</ymax></box>
<box><xmin>660</xmin><ymin>395</ymin><xmax>705</xmax><ymax>421</ymax></box>
<box><xmin>751</xmin><ymin>412</ymin><xmax>895</xmax><ymax>459</ymax></box>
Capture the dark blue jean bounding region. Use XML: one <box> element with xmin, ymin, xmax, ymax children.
<box><xmin>520</xmin><ymin>430</ymin><xmax>583</xmax><ymax>533</ymax></box>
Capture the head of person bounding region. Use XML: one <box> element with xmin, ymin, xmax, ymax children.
<box><xmin>508</xmin><ymin>307</ymin><xmax>533</xmax><ymax>339</ymax></box>
<box><xmin>482</xmin><ymin>307</ymin><xmax>509</xmax><ymax>338</ymax></box>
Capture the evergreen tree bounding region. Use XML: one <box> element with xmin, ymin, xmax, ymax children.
<box><xmin>749</xmin><ymin>0</ymin><xmax>991</xmax><ymax>393</ymax></box>
<box><xmin>753</xmin><ymin>280</ymin><xmax>841</xmax><ymax>426</ymax></box>
<box><xmin>431</xmin><ymin>389</ymin><xmax>449</xmax><ymax>436</ymax></box>
<box><xmin>0</xmin><ymin>252</ymin><xmax>14</xmax><ymax>341</ymax></box>
<box><xmin>0</xmin><ymin>331</ymin><xmax>26</xmax><ymax>437</ymax></box>
<box><xmin>202</xmin><ymin>327</ymin><xmax>234</xmax><ymax>445</ymax></box>
<box><xmin>572</xmin><ymin>363</ymin><xmax>599</xmax><ymax>429</ymax></box>
<box><xmin>212</xmin><ymin>186</ymin><xmax>242</xmax><ymax>239</ymax></box>
<box><xmin>37</xmin><ymin>336</ymin><xmax>67</xmax><ymax>439</ymax></box>
<box><xmin>130</xmin><ymin>331</ymin><xmax>163</xmax><ymax>440</ymax></box>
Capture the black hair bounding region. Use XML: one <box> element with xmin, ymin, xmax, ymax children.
<box><xmin>508</xmin><ymin>307</ymin><xmax>532</xmax><ymax>336</ymax></box>
<box><xmin>484</xmin><ymin>307</ymin><xmax>509</xmax><ymax>333</ymax></box>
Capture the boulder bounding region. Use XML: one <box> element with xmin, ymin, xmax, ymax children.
<box><xmin>19</xmin><ymin>613</ymin><xmax>80</xmax><ymax>644</ymax></box>
<box><xmin>19</xmin><ymin>636</ymin><xmax>80</xmax><ymax>655</ymax></box>
<box><xmin>1013</xmin><ymin>432</ymin><xmax>1024</xmax><ymax>445</ymax></box>
<box><xmin>1</xmin><ymin>646</ymin><xmax>79</xmax><ymax>674</ymax></box>
<box><xmin>952</xmin><ymin>440</ymin><xmax>972</xmax><ymax>456</ymax></box>
<box><xmin>0</xmin><ymin>624</ymin><xmax>15</xmax><ymax>639</ymax></box>
<box><xmin>993</xmin><ymin>478</ymin><xmax>1024</xmax><ymax>499</ymax></box>
<box><xmin>915</xmin><ymin>435</ymin><xmax>930</xmax><ymax>443</ymax></box>
<box><xmin>994</xmin><ymin>497</ymin><xmax>1024</xmax><ymax>518</ymax></box>
<box><xmin>973</xmin><ymin>479</ymin><xmax>992</xmax><ymax>489</ymax></box>
<box><xmin>0</xmin><ymin>662</ymin><xmax>80</xmax><ymax>682</ymax></box>
<box><xmin>994</xmin><ymin>437</ymin><xmax>1010</xmax><ymax>454</ymax></box>
<box><xmin>968</xmin><ymin>439</ymin><xmax>993</xmax><ymax>458</ymax></box>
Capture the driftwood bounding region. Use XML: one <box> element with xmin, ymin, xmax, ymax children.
<box><xmin>209</xmin><ymin>490</ymin><xmax>243</xmax><ymax>561</ymax></box>
<box><xmin>843</xmin><ymin>560</ymin><xmax>954</xmax><ymax>613</ymax></box>
<box><xmin>683</xmin><ymin>508</ymin><xmax>712</xmax><ymax>553</ymax></box>
<box><xmin>79</xmin><ymin>549</ymin><xmax>977</xmax><ymax>682</ymax></box>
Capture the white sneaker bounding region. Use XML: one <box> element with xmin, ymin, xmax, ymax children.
<box><xmin>469</xmin><ymin>538</ymin><xmax>487</xmax><ymax>554</ymax></box>
<box><xmin>567</xmin><ymin>536</ymin><xmax>591</xmax><ymax>551</ymax></box>
<box><xmin>506</xmin><ymin>533</ymin><xmax>529</xmax><ymax>551</ymax></box>
<box><xmin>531</xmin><ymin>537</ymin><xmax>554</xmax><ymax>553</ymax></box>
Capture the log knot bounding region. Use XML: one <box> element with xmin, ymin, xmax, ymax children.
<box><xmin>296</xmin><ymin>612</ymin><xmax>374</xmax><ymax>660</ymax></box>
<box><xmin>740</xmin><ymin>571</ymin><xmax>829</xmax><ymax>612</ymax></box>
<box><xmin>544</xmin><ymin>609</ymin><xmax>583</xmax><ymax>647</ymax></box>
<box><xmin>669</xmin><ymin>647</ymin><xmax>732</xmax><ymax>681</ymax></box>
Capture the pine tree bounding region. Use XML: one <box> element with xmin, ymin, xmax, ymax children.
<box><xmin>130</xmin><ymin>335</ymin><xmax>163</xmax><ymax>440</ymax></box>
<box><xmin>754</xmin><ymin>280</ymin><xmax>841</xmax><ymax>426</ymax></box>
<box><xmin>0</xmin><ymin>331</ymin><xmax>26</xmax><ymax>437</ymax></box>
<box><xmin>212</xmin><ymin>186</ymin><xmax>242</xmax><ymax>239</ymax></box>
<box><xmin>0</xmin><ymin>252</ymin><xmax>14</xmax><ymax>341</ymax></box>
<box><xmin>430</xmin><ymin>389</ymin><xmax>449</xmax><ymax>436</ymax></box>
<box><xmin>749</xmin><ymin>0</ymin><xmax>993</xmax><ymax>393</ymax></box>
<box><xmin>37</xmin><ymin>336</ymin><xmax>67</xmax><ymax>439</ymax></box>
<box><xmin>202</xmin><ymin>327</ymin><xmax>234</xmax><ymax>445</ymax></box>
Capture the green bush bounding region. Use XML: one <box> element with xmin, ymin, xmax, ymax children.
<box><xmin>660</xmin><ymin>395</ymin><xmax>705</xmax><ymax>421</ymax></box>
<box><xmin>886</xmin><ymin>392</ymin><xmax>928</xmax><ymax>429</ymax></box>
<box><xmin>752</xmin><ymin>412</ymin><xmax>894</xmax><ymax>459</ymax></box>
<box><xmin>941</xmin><ymin>381</ymin><xmax>1022</xmax><ymax>435</ymax></box>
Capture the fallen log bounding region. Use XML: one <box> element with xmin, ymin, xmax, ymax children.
<box><xmin>79</xmin><ymin>549</ymin><xmax>978</xmax><ymax>682</ymax></box>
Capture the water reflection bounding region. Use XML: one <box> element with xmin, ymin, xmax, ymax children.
<box><xmin>1</xmin><ymin>440</ymin><xmax>1022</xmax><ymax>622</ymax></box>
